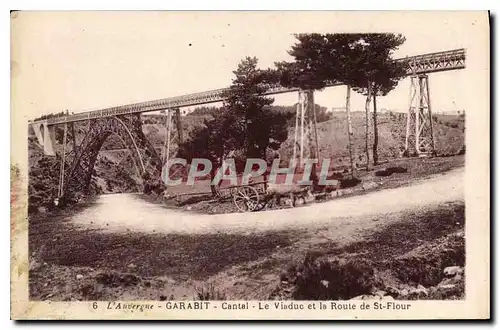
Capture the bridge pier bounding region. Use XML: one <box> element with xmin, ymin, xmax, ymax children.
<box><xmin>161</xmin><ymin>109</ymin><xmax>173</xmax><ymax>165</ymax></box>
<box><xmin>292</xmin><ymin>90</ymin><xmax>305</xmax><ymax>164</ymax></box>
<box><xmin>175</xmin><ymin>108</ymin><xmax>184</xmax><ymax>145</ymax></box>
<box><xmin>31</xmin><ymin>122</ymin><xmax>57</xmax><ymax>156</ymax></box>
<box><xmin>291</xmin><ymin>89</ymin><xmax>319</xmax><ymax>187</ymax></box>
<box><xmin>404</xmin><ymin>74</ymin><xmax>436</xmax><ymax>157</ymax></box>
<box><xmin>57</xmin><ymin>122</ymin><xmax>68</xmax><ymax>198</ymax></box>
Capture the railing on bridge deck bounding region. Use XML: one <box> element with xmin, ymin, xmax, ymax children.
<box><xmin>399</xmin><ymin>48</ymin><xmax>466</xmax><ymax>75</ymax></box>
<box><xmin>32</xmin><ymin>48</ymin><xmax>466</xmax><ymax>126</ymax></box>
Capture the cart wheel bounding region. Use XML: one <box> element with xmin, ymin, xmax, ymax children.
<box><xmin>233</xmin><ymin>186</ymin><xmax>260</xmax><ymax>212</ymax></box>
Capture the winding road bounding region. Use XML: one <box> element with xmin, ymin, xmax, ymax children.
<box><xmin>70</xmin><ymin>168</ymin><xmax>464</xmax><ymax>235</ymax></box>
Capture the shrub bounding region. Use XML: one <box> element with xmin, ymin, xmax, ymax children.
<box><xmin>194</xmin><ymin>283</ymin><xmax>227</xmax><ymax>300</ymax></box>
<box><xmin>375</xmin><ymin>166</ymin><xmax>407</xmax><ymax>177</ymax></box>
<box><xmin>386</xmin><ymin>166</ymin><xmax>408</xmax><ymax>174</ymax></box>
<box><xmin>95</xmin><ymin>273</ymin><xmax>141</xmax><ymax>287</ymax></box>
<box><xmin>290</xmin><ymin>253</ymin><xmax>380</xmax><ymax>300</ymax></box>
<box><xmin>375</xmin><ymin>170</ymin><xmax>391</xmax><ymax>177</ymax></box>
<box><xmin>340</xmin><ymin>177</ymin><xmax>361</xmax><ymax>188</ymax></box>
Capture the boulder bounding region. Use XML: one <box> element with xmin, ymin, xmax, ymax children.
<box><xmin>438</xmin><ymin>274</ymin><xmax>463</xmax><ymax>287</ymax></box>
<box><xmin>295</xmin><ymin>197</ymin><xmax>306</xmax><ymax>206</ymax></box>
<box><xmin>37</xmin><ymin>206</ymin><xmax>48</xmax><ymax>213</ymax></box>
<box><xmin>385</xmin><ymin>286</ymin><xmax>401</xmax><ymax>296</ymax></box>
<box><xmin>407</xmin><ymin>285</ymin><xmax>428</xmax><ymax>299</ymax></box>
<box><xmin>443</xmin><ymin>266</ymin><xmax>463</xmax><ymax>277</ymax></box>
<box><xmin>305</xmin><ymin>191</ymin><xmax>315</xmax><ymax>203</ymax></box>
<box><xmin>416</xmin><ymin>284</ymin><xmax>429</xmax><ymax>296</ymax></box>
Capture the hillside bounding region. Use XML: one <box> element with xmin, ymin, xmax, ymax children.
<box><xmin>279</xmin><ymin>111</ymin><xmax>465</xmax><ymax>168</ymax></box>
<box><xmin>143</xmin><ymin>110</ymin><xmax>465</xmax><ymax>166</ymax></box>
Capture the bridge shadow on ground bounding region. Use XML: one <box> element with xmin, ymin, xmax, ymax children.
<box><xmin>29</xmin><ymin>211</ymin><xmax>297</xmax><ymax>280</ymax></box>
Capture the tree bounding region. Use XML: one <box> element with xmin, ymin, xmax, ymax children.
<box><xmin>273</xmin><ymin>34</ymin><xmax>335</xmax><ymax>188</ymax></box>
<box><xmin>223</xmin><ymin>57</ymin><xmax>289</xmax><ymax>161</ymax></box>
<box><xmin>179</xmin><ymin>57</ymin><xmax>291</xmax><ymax>195</ymax></box>
<box><xmin>279</xmin><ymin>33</ymin><xmax>407</xmax><ymax>171</ymax></box>
<box><xmin>322</xmin><ymin>34</ymin><xmax>368</xmax><ymax>176</ymax></box>
<box><xmin>178</xmin><ymin>114</ymin><xmax>242</xmax><ymax>196</ymax></box>
<box><xmin>348</xmin><ymin>34</ymin><xmax>406</xmax><ymax>166</ymax></box>
<box><xmin>274</xmin><ymin>34</ymin><xmax>329</xmax><ymax>91</ymax></box>
<box><xmin>276</xmin><ymin>33</ymin><xmax>365</xmax><ymax>178</ymax></box>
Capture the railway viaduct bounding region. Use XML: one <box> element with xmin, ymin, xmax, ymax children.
<box><xmin>28</xmin><ymin>48</ymin><xmax>466</xmax><ymax>199</ymax></box>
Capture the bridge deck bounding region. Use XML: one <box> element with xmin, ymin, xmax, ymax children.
<box><xmin>32</xmin><ymin>48</ymin><xmax>466</xmax><ymax>126</ymax></box>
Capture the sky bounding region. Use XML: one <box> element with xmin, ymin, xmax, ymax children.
<box><xmin>12</xmin><ymin>11</ymin><xmax>473</xmax><ymax>120</ymax></box>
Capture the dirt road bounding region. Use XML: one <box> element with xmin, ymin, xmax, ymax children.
<box><xmin>70</xmin><ymin>168</ymin><xmax>463</xmax><ymax>235</ymax></box>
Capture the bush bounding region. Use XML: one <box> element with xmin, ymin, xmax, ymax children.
<box><xmin>95</xmin><ymin>273</ymin><xmax>141</xmax><ymax>287</ymax></box>
<box><xmin>386</xmin><ymin>166</ymin><xmax>408</xmax><ymax>174</ymax></box>
<box><xmin>289</xmin><ymin>253</ymin><xmax>380</xmax><ymax>300</ymax></box>
<box><xmin>194</xmin><ymin>283</ymin><xmax>227</xmax><ymax>300</ymax></box>
<box><xmin>375</xmin><ymin>166</ymin><xmax>407</xmax><ymax>177</ymax></box>
<box><xmin>340</xmin><ymin>177</ymin><xmax>361</xmax><ymax>188</ymax></box>
<box><xmin>375</xmin><ymin>170</ymin><xmax>391</xmax><ymax>177</ymax></box>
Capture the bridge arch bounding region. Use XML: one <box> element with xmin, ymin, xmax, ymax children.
<box><xmin>63</xmin><ymin>114</ymin><xmax>162</xmax><ymax>197</ymax></box>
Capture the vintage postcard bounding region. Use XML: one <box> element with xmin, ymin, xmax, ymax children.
<box><xmin>10</xmin><ymin>11</ymin><xmax>490</xmax><ymax>320</ymax></box>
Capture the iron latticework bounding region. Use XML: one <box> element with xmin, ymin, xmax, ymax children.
<box><xmin>290</xmin><ymin>90</ymin><xmax>320</xmax><ymax>189</ymax></box>
<box><xmin>32</xmin><ymin>48</ymin><xmax>466</xmax><ymax>126</ymax></box>
<box><xmin>61</xmin><ymin>114</ymin><xmax>162</xmax><ymax>197</ymax></box>
<box><xmin>404</xmin><ymin>74</ymin><xmax>436</xmax><ymax>156</ymax></box>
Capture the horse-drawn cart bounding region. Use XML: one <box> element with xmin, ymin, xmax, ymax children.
<box><xmin>219</xmin><ymin>181</ymin><xmax>268</xmax><ymax>212</ymax></box>
<box><xmin>165</xmin><ymin>180</ymin><xmax>270</xmax><ymax>213</ymax></box>
<box><xmin>166</xmin><ymin>178</ymin><xmax>312</xmax><ymax>213</ymax></box>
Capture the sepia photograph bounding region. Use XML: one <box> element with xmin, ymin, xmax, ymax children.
<box><xmin>10</xmin><ymin>11</ymin><xmax>489</xmax><ymax>320</ymax></box>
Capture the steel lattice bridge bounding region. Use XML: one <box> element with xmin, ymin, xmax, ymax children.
<box><xmin>32</xmin><ymin>48</ymin><xmax>465</xmax><ymax>126</ymax></box>
<box><xmin>29</xmin><ymin>48</ymin><xmax>466</xmax><ymax>200</ymax></box>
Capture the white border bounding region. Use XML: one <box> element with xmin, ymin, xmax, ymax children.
<box><xmin>3</xmin><ymin>1</ymin><xmax>497</xmax><ymax>328</ymax></box>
